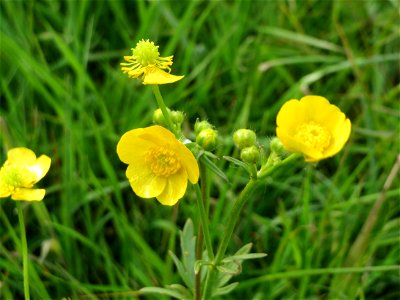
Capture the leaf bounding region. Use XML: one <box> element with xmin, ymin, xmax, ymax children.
<box><xmin>222</xmin><ymin>253</ymin><xmax>267</xmax><ymax>263</ymax></box>
<box><xmin>180</xmin><ymin>219</ymin><xmax>197</xmax><ymax>291</ymax></box>
<box><xmin>169</xmin><ymin>250</ymin><xmax>194</xmax><ymax>292</ymax></box>
<box><xmin>139</xmin><ymin>285</ymin><xmax>192</xmax><ymax>299</ymax></box>
<box><xmin>216</xmin><ymin>243</ymin><xmax>263</xmax><ymax>287</ymax></box>
<box><xmin>199</xmin><ymin>154</ymin><xmax>229</xmax><ymax>183</ymax></box>
<box><xmin>181</xmin><ymin>219</ymin><xmax>196</xmax><ymax>274</ymax></box>
<box><xmin>213</xmin><ymin>282</ymin><xmax>239</xmax><ymax>297</ymax></box>
<box><xmin>168</xmin><ymin>219</ymin><xmax>197</xmax><ymax>293</ymax></box>
<box><xmin>166</xmin><ymin>284</ymin><xmax>192</xmax><ymax>299</ymax></box>
<box><xmin>234</xmin><ymin>243</ymin><xmax>253</xmax><ymax>256</ymax></box>
<box><xmin>216</xmin><ymin>261</ymin><xmax>241</xmax><ymax>275</ymax></box>
<box><xmin>194</xmin><ymin>259</ymin><xmax>213</xmax><ymax>274</ymax></box>
<box><xmin>223</xmin><ymin>155</ymin><xmax>249</xmax><ymax>172</ymax></box>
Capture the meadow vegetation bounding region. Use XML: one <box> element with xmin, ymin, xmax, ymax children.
<box><xmin>1</xmin><ymin>1</ymin><xmax>399</xmax><ymax>299</ymax></box>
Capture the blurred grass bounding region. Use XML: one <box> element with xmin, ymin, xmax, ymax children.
<box><xmin>1</xmin><ymin>1</ymin><xmax>399</xmax><ymax>299</ymax></box>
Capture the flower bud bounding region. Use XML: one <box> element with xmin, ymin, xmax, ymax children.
<box><xmin>233</xmin><ymin>129</ymin><xmax>257</xmax><ymax>149</ymax></box>
<box><xmin>270</xmin><ymin>137</ymin><xmax>287</xmax><ymax>157</ymax></box>
<box><xmin>194</xmin><ymin>119</ymin><xmax>213</xmax><ymax>135</ymax></box>
<box><xmin>196</xmin><ymin>128</ymin><xmax>218</xmax><ymax>151</ymax></box>
<box><xmin>240</xmin><ymin>145</ymin><xmax>260</xmax><ymax>164</ymax></box>
<box><xmin>153</xmin><ymin>108</ymin><xmax>171</xmax><ymax>126</ymax></box>
<box><xmin>171</xmin><ymin>110</ymin><xmax>185</xmax><ymax>125</ymax></box>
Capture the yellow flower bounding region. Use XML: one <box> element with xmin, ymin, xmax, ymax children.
<box><xmin>0</xmin><ymin>147</ymin><xmax>51</xmax><ymax>201</ymax></box>
<box><xmin>121</xmin><ymin>39</ymin><xmax>184</xmax><ymax>85</ymax></box>
<box><xmin>276</xmin><ymin>95</ymin><xmax>351</xmax><ymax>162</ymax></box>
<box><xmin>116</xmin><ymin>125</ymin><xmax>199</xmax><ymax>205</ymax></box>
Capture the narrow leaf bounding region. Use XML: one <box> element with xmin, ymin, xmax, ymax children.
<box><xmin>168</xmin><ymin>250</ymin><xmax>193</xmax><ymax>291</ymax></box>
<box><xmin>200</xmin><ymin>155</ymin><xmax>229</xmax><ymax>183</ymax></box>
<box><xmin>139</xmin><ymin>287</ymin><xmax>183</xmax><ymax>298</ymax></box>
<box><xmin>213</xmin><ymin>282</ymin><xmax>239</xmax><ymax>297</ymax></box>
<box><xmin>234</xmin><ymin>243</ymin><xmax>253</xmax><ymax>256</ymax></box>
<box><xmin>222</xmin><ymin>253</ymin><xmax>267</xmax><ymax>263</ymax></box>
<box><xmin>223</xmin><ymin>155</ymin><xmax>251</xmax><ymax>174</ymax></box>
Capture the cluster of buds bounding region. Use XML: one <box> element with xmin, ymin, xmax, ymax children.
<box><xmin>233</xmin><ymin>129</ymin><xmax>260</xmax><ymax>164</ymax></box>
<box><xmin>153</xmin><ymin>108</ymin><xmax>185</xmax><ymax>128</ymax></box>
<box><xmin>194</xmin><ymin>120</ymin><xmax>218</xmax><ymax>151</ymax></box>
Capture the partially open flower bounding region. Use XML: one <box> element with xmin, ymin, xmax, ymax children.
<box><xmin>0</xmin><ymin>147</ymin><xmax>51</xmax><ymax>201</ymax></box>
<box><xmin>121</xmin><ymin>39</ymin><xmax>184</xmax><ymax>85</ymax></box>
<box><xmin>276</xmin><ymin>95</ymin><xmax>351</xmax><ymax>162</ymax></box>
<box><xmin>117</xmin><ymin>125</ymin><xmax>199</xmax><ymax>205</ymax></box>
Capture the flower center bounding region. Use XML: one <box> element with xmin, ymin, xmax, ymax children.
<box><xmin>145</xmin><ymin>147</ymin><xmax>181</xmax><ymax>177</ymax></box>
<box><xmin>0</xmin><ymin>165</ymin><xmax>24</xmax><ymax>189</ymax></box>
<box><xmin>294</xmin><ymin>121</ymin><xmax>331</xmax><ymax>152</ymax></box>
<box><xmin>133</xmin><ymin>39</ymin><xmax>160</xmax><ymax>66</ymax></box>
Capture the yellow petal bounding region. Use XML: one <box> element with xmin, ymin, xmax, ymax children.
<box><xmin>143</xmin><ymin>67</ymin><xmax>184</xmax><ymax>85</ymax></box>
<box><xmin>126</xmin><ymin>164</ymin><xmax>166</xmax><ymax>198</ymax></box>
<box><xmin>0</xmin><ymin>170</ymin><xmax>11</xmax><ymax>197</ymax></box>
<box><xmin>298</xmin><ymin>96</ymin><xmax>351</xmax><ymax>159</ymax></box>
<box><xmin>276</xmin><ymin>99</ymin><xmax>307</xmax><ymax>133</ymax></box>
<box><xmin>276</xmin><ymin>128</ymin><xmax>324</xmax><ymax>161</ymax></box>
<box><xmin>30</xmin><ymin>155</ymin><xmax>51</xmax><ymax>182</ymax></box>
<box><xmin>175</xmin><ymin>142</ymin><xmax>199</xmax><ymax>184</ymax></box>
<box><xmin>324</xmin><ymin>118</ymin><xmax>351</xmax><ymax>158</ymax></box>
<box><xmin>139</xmin><ymin>125</ymin><xmax>177</xmax><ymax>145</ymax></box>
<box><xmin>7</xmin><ymin>147</ymin><xmax>36</xmax><ymax>165</ymax></box>
<box><xmin>117</xmin><ymin>126</ymin><xmax>178</xmax><ymax>165</ymax></box>
<box><xmin>0</xmin><ymin>182</ymin><xmax>11</xmax><ymax>198</ymax></box>
<box><xmin>299</xmin><ymin>96</ymin><xmax>332</xmax><ymax>123</ymax></box>
<box><xmin>11</xmin><ymin>188</ymin><xmax>45</xmax><ymax>201</ymax></box>
<box><xmin>117</xmin><ymin>128</ymin><xmax>156</xmax><ymax>164</ymax></box>
<box><xmin>156</xmin><ymin>168</ymin><xmax>188</xmax><ymax>206</ymax></box>
<box><xmin>301</xmin><ymin>96</ymin><xmax>346</xmax><ymax>133</ymax></box>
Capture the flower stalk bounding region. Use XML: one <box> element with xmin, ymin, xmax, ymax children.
<box><xmin>214</xmin><ymin>179</ymin><xmax>258</xmax><ymax>264</ymax></box>
<box><xmin>17</xmin><ymin>202</ymin><xmax>30</xmax><ymax>300</ymax></box>
<box><xmin>194</xmin><ymin>183</ymin><xmax>214</xmax><ymax>262</ymax></box>
<box><xmin>201</xmin><ymin>179</ymin><xmax>257</xmax><ymax>299</ymax></box>
<box><xmin>151</xmin><ymin>85</ymin><xmax>179</xmax><ymax>137</ymax></box>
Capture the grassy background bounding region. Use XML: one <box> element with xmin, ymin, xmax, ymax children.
<box><xmin>1</xmin><ymin>1</ymin><xmax>399</xmax><ymax>299</ymax></box>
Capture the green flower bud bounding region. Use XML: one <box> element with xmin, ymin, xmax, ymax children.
<box><xmin>233</xmin><ymin>129</ymin><xmax>257</xmax><ymax>149</ymax></box>
<box><xmin>194</xmin><ymin>119</ymin><xmax>213</xmax><ymax>135</ymax></box>
<box><xmin>240</xmin><ymin>145</ymin><xmax>260</xmax><ymax>164</ymax></box>
<box><xmin>196</xmin><ymin>128</ymin><xmax>218</xmax><ymax>151</ymax></box>
<box><xmin>171</xmin><ymin>110</ymin><xmax>185</xmax><ymax>125</ymax></box>
<box><xmin>153</xmin><ymin>108</ymin><xmax>170</xmax><ymax>126</ymax></box>
<box><xmin>270</xmin><ymin>137</ymin><xmax>287</xmax><ymax>157</ymax></box>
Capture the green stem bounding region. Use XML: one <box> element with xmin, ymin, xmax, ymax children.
<box><xmin>214</xmin><ymin>179</ymin><xmax>258</xmax><ymax>264</ymax></box>
<box><xmin>194</xmin><ymin>184</ymin><xmax>214</xmax><ymax>262</ymax></box>
<box><xmin>17</xmin><ymin>202</ymin><xmax>30</xmax><ymax>300</ymax></box>
<box><xmin>195</xmin><ymin>161</ymin><xmax>210</xmax><ymax>300</ymax></box>
<box><xmin>257</xmin><ymin>153</ymin><xmax>301</xmax><ymax>179</ymax></box>
<box><xmin>202</xmin><ymin>179</ymin><xmax>258</xmax><ymax>299</ymax></box>
<box><xmin>202</xmin><ymin>153</ymin><xmax>301</xmax><ymax>299</ymax></box>
<box><xmin>195</xmin><ymin>224</ymin><xmax>203</xmax><ymax>300</ymax></box>
<box><xmin>202</xmin><ymin>269</ymin><xmax>215</xmax><ymax>300</ymax></box>
<box><xmin>151</xmin><ymin>85</ymin><xmax>177</xmax><ymax>136</ymax></box>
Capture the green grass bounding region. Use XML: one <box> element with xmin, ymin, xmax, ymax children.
<box><xmin>1</xmin><ymin>1</ymin><xmax>399</xmax><ymax>299</ymax></box>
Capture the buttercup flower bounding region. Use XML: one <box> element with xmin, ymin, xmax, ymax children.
<box><xmin>276</xmin><ymin>95</ymin><xmax>351</xmax><ymax>162</ymax></box>
<box><xmin>117</xmin><ymin>125</ymin><xmax>199</xmax><ymax>205</ymax></box>
<box><xmin>0</xmin><ymin>147</ymin><xmax>51</xmax><ymax>201</ymax></box>
<box><xmin>121</xmin><ymin>39</ymin><xmax>184</xmax><ymax>85</ymax></box>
